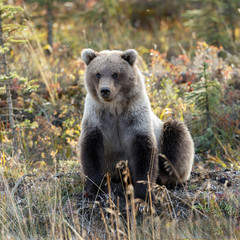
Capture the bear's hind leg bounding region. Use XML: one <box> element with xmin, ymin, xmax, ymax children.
<box><xmin>157</xmin><ymin>119</ymin><xmax>194</xmax><ymax>187</ymax></box>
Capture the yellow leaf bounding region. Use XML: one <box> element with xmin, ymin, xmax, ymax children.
<box><xmin>51</xmin><ymin>150</ymin><xmax>58</xmax><ymax>158</ymax></box>
<box><xmin>208</xmin><ymin>155</ymin><xmax>227</xmax><ymax>168</ymax></box>
<box><xmin>0</xmin><ymin>152</ymin><xmax>6</xmax><ymax>167</ymax></box>
<box><xmin>43</xmin><ymin>44</ymin><xmax>51</xmax><ymax>50</ymax></box>
<box><xmin>235</xmin><ymin>129</ymin><xmax>240</xmax><ymax>134</ymax></box>
<box><xmin>66</xmin><ymin>129</ymin><xmax>70</xmax><ymax>135</ymax></box>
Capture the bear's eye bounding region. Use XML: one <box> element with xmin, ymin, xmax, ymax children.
<box><xmin>96</xmin><ymin>73</ymin><xmax>101</xmax><ymax>79</ymax></box>
<box><xmin>112</xmin><ymin>73</ymin><xmax>118</xmax><ymax>79</ymax></box>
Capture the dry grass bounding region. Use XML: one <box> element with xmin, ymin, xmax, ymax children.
<box><xmin>1</xmin><ymin>157</ymin><xmax>240</xmax><ymax>239</ymax></box>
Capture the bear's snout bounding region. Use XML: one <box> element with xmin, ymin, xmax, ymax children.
<box><xmin>100</xmin><ymin>87</ymin><xmax>111</xmax><ymax>99</ymax></box>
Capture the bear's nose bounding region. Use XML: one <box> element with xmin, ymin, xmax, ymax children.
<box><xmin>100</xmin><ymin>87</ymin><xmax>111</xmax><ymax>99</ymax></box>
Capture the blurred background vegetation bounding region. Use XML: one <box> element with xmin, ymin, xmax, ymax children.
<box><xmin>0</xmin><ymin>0</ymin><xmax>240</xmax><ymax>173</ymax></box>
<box><xmin>17</xmin><ymin>0</ymin><xmax>240</xmax><ymax>54</ymax></box>
<box><xmin>24</xmin><ymin>0</ymin><xmax>240</xmax><ymax>54</ymax></box>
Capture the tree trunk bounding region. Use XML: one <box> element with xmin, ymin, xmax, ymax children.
<box><xmin>0</xmin><ymin>9</ymin><xmax>17</xmax><ymax>155</ymax></box>
<box><xmin>0</xmin><ymin>10</ymin><xmax>15</xmax><ymax>131</ymax></box>
<box><xmin>46</xmin><ymin>2</ymin><xmax>53</xmax><ymax>48</ymax></box>
<box><xmin>231</xmin><ymin>26</ymin><xmax>235</xmax><ymax>43</ymax></box>
<box><xmin>203</xmin><ymin>62</ymin><xmax>211</xmax><ymax>129</ymax></box>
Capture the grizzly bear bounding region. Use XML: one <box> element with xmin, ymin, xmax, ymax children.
<box><xmin>80</xmin><ymin>49</ymin><xmax>194</xmax><ymax>201</ymax></box>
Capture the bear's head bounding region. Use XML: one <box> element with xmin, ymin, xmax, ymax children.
<box><xmin>81</xmin><ymin>49</ymin><xmax>140</xmax><ymax>103</ymax></box>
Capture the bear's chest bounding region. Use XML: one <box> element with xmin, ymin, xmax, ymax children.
<box><xmin>99</xmin><ymin>114</ymin><xmax>129</xmax><ymax>167</ymax></box>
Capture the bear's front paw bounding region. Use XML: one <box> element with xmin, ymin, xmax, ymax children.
<box><xmin>134</xmin><ymin>182</ymin><xmax>155</xmax><ymax>203</ymax></box>
<box><xmin>84</xmin><ymin>178</ymin><xmax>107</xmax><ymax>200</ymax></box>
<box><xmin>163</xmin><ymin>160</ymin><xmax>174</xmax><ymax>176</ymax></box>
<box><xmin>136</xmin><ymin>201</ymin><xmax>156</xmax><ymax>214</ymax></box>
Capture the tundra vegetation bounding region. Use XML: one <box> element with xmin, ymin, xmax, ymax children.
<box><xmin>0</xmin><ymin>0</ymin><xmax>240</xmax><ymax>239</ymax></box>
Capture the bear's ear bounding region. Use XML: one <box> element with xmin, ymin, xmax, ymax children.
<box><xmin>81</xmin><ymin>48</ymin><xmax>97</xmax><ymax>65</ymax></box>
<box><xmin>121</xmin><ymin>49</ymin><xmax>138</xmax><ymax>66</ymax></box>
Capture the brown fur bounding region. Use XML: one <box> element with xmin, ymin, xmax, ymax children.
<box><xmin>157</xmin><ymin>119</ymin><xmax>194</xmax><ymax>187</ymax></box>
<box><xmin>80</xmin><ymin>49</ymin><xmax>194</xmax><ymax>201</ymax></box>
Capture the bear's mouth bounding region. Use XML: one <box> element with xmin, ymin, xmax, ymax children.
<box><xmin>101</xmin><ymin>97</ymin><xmax>113</xmax><ymax>102</ymax></box>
